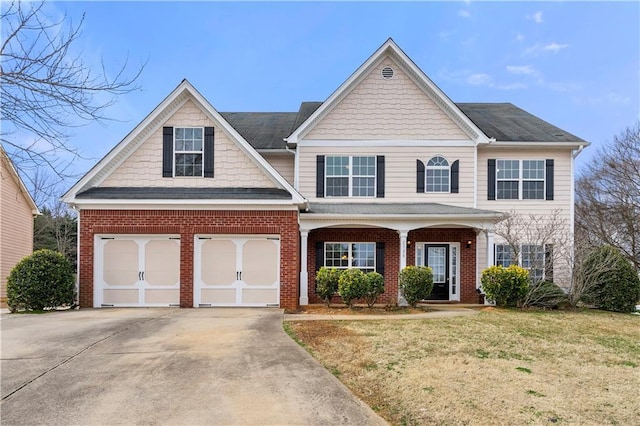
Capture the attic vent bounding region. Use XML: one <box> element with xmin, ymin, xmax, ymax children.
<box><xmin>381</xmin><ymin>66</ymin><xmax>394</xmax><ymax>79</ymax></box>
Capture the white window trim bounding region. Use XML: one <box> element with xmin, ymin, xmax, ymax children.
<box><xmin>496</xmin><ymin>159</ymin><xmax>545</xmax><ymax>200</ymax></box>
<box><xmin>325</xmin><ymin>155</ymin><xmax>376</xmax><ymax>198</ymax></box>
<box><xmin>174</xmin><ymin>126</ymin><xmax>204</xmax><ymax>178</ymax></box>
<box><xmin>425</xmin><ymin>155</ymin><xmax>451</xmax><ymax>193</ymax></box>
<box><xmin>324</xmin><ymin>242</ymin><xmax>376</xmax><ymax>272</ymax></box>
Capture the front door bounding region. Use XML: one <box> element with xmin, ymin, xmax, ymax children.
<box><xmin>425</xmin><ymin>244</ymin><xmax>449</xmax><ymax>300</ymax></box>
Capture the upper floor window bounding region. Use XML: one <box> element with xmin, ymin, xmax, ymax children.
<box><xmin>174</xmin><ymin>127</ymin><xmax>204</xmax><ymax>177</ymax></box>
<box><xmin>416</xmin><ymin>157</ymin><xmax>459</xmax><ymax>193</ymax></box>
<box><xmin>489</xmin><ymin>159</ymin><xmax>553</xmax><ymax>201</ymax></box>
<box><xmin>325</xmin><ymin>242</ymin><xmax>375</xmax><ymax>273</ymax></box>
<box><xmin>426</xmin><ymin>156</ymin><xmax>450</xmax><ymax>192</ymax></box>
<box><xmin>325</xmin><ymin>156</ymin><xmax>376</xmax><ymax>197</ymax></box>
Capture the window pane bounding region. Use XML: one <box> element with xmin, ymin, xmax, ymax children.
<box><xmin>175</xmin><ymin>153</ymin><xmax>203</xmax><ymax>177</ymax></box>
<box><xmin>427</xmin><ymin>156</ymin><xmax>449</xmax><ymax>167</ymax></box>
<box><xmin>522</xmin><ymin>160</ymin><xmax>544</xmax><ymax>179</ymax></box>
<box><xmin>497</xmin><ymin>181</ymin><xmax>519</xmax><ymax>199</ymax></box>
<box><xmin>497</xmin><ymin>160</ymin><xmax>519</xmax><ymax>179</ymax></box>
<box><xmin>523</xmin><ymin>181</ymin><xmax>544</xmax><ymax>199</ymax></box>
<box><xmin>495</xmin><ymin>244</ymin><xmax>515</xmax><ymax>267</ymax></box>
<box><xmin>426</xmin><ymin>169</ymin><xmax>450</xmax><ymax>192</ymax></box>
<box><xmin>326</xmin><ymin>177</ymin><xmax>349</xmax><ymax>196</ymax></box>
<box><xmin>352</xmin><ymin>156</ymin><xmax>375</xmax><ymax>176</ymax></box>
<box><xmin>325</xmin><ymin>243</ymin><xmax>349</xmax><ymax>268</ymax></box>
<box><xmin>352</xmin><ymin>177</ymin><xmax>375</xmax><ymax>197</ymax></box>
<box><xmin>326</xmin><ymin>156</ymin><xmax>349</xmax><ymax>176</ymax></box>
<box><xmin>193</xmin><ymin>128</ymin><xmax>203</xmax><ymax>139</ymax></box>
<box><xmin>175</xmin><ymin>128</ymin><xmax>184</xmax><ymax>139</ymax></box>
<box><xmin>184</xmin><ymin>128</ymin><xmax>193</xmax><ymax>139</ymax></box>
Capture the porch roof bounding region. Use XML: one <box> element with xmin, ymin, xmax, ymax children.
<box><xmin>302</xmin><ymin>202</ymin><xmax>499</xmax><ymax>217</ymax></box>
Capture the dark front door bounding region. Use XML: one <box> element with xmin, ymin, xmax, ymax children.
<box><xmin>426</xmin><ymin>244</ymin><xmax>449</xmax><ymax>300</ymax></box>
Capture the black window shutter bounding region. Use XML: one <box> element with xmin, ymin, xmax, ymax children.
<box><xmin>376</xmin><ymin>155</ymin><xmax>385</xmax><ymax>198</ymax></box>
<box><xmin>315</xmin><ymin>241</ymin><xmax>325</xmax><ymax>272</ymax></box>
<box><xmin>545</xmin><ymin>244</ymin><xmax>554</xmax><ymax>282</ymax></box>
<box><xmin>487</xmin><ymin>159</ymin><xmax>496</xmax><ymax>200</ymax></box>
<box><xmin>376</xmin><ymin>242</ymin><xmax>385</xmax><ymax>276</ymax></box>
<box><xmin>204</xmin><ymin>127</ymin><xmax>214</xmax><ymax>178</ymax></box>
<box><xmin>416</xmin><ymin>159</ymin><xmax>425</xmax><ymax>193</ymax></box>
<box><xmin>316</xmin><ymin>155</ymin><xmax>325</xmax><ymax>198</ymax></box>
<box><xmin>545</xmin><ymin>159</ymin><xmax>554</xmax><ymax>200</ymax></box>
<box><xmin>451</xmin><ymin>160</ymin><xmax>459</xmax><ymax>193</ymax></box>
<box><xmin>162</xmin><ymin>127</ymin><xmax>173</xmax><ymax>177</ymax></box>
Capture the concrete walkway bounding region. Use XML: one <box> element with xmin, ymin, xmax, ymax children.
<box><xmin>1</xmin><ymin>308</ymin><xmax>386</xmax><ymax>425</ymax></box>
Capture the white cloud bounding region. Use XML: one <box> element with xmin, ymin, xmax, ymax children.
<box><xmin>543</xmin><ymin>42</ymin><xmax>570</xmax><ymax>53</ymax></box>
<box><xmin>528</xmin><ymin>11</ymin><xmax>543</xmax><ymax>24</ymax></box>
<box><xmin>506</xmin><ymin>65</ymin><xmax>538</xmax><ymax>76</ymax></box>
<box><xmin>467</xmin><ymin>73</ymin><xmax>492</xmax><ymax>86</ymax></box>
<box><xmin>458</xmin><ymin>10</ymin><xmax>471</xmax><ymax>18</ymax></box>
<box><xmin>515</xmin><ymin>33</ymin><xmax>525</xmax><ymax>42</ymax></box>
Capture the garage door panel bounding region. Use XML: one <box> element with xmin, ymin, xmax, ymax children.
<box><xmin>201</xmin><ymin>288</ymin><xmax>236</xmax><ymax>305</ymax></box>
<box><xmin>103</xmin><ymin>289</ymin><xmax>139</xmax><ymax>305</ymax></box>
<box><xmin>144</xmin><ymin>240</ymin><xmax>180</xmax><ymax>286</ymax></box>
<box><xmin>201</xmin><ymin>240</ymin><xmax>237</xmax><ymax>285</ymax></box>
<box><xmin>242</xmin><ymin>289</ymin><xmax>278</xmax><ymax>305</ymax></box>
<box><xmin>242</xmin><ymin>240</ymin><xmax>278</xmax><ymax>286</ymax></box>
<box><xmin>103</xmin><ymin>240</ymin><xmax>139</xmax><ymax>286</ymax></box>
<box><xmin>145</xmin><ymin>289</ymin><xmax>180</xmax><ymax>304</ymax></box>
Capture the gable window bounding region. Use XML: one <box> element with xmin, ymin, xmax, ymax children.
<box><xmin>325</xmin><ymin>242</ymin><xmax>375</xmax><ymax>273</ymax></box>
<box><xmin>174</xmin><ymin>127</ymin><xmax>203</xmax><ymax>177</ymax></box>
<box><xmin>326</xmin><ymin>156</ymin><xmax>376</xmax><ymax>197</ymax></box>
<box><xmin>426</xmin><ymin>156</ymin><xmax>450</xmax><ymax>192</ymax></box>
<box><xmin>495</xmin><ymin>159</ymin><xmax>546</xmax><ymax>200</ymax></box>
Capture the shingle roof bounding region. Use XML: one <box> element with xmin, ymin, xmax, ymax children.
<box><xmin>76</xmin><ymin>187</ymin><xmax>292</xmax><ymax>200</ymax></box>
<box><xmin>456</xmin><ymin>103</ymin><xmax>586</xmax><ymax>143</ymax></box>
<box><xmin>220</xmin><ymin>102</ymin><xmax>585</xmax><ymax>149</ymax></box>
<box><xmin>303</xmin><ymin>202</ymin><xmax>499</xmax><ymax>216</ymax></box>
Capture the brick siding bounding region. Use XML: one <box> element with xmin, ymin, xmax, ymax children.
<box><xmin>79</xmin><ymin>209</ymin><xmax>299</xmax><ymax>309</ymax></box>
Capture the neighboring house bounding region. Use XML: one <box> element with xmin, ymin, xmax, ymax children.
<box><xmin>62</xmin><ymin>39</ymin><xmax>588</xmax><ymax>309</ymax></box>
<box><xmin>1</xmin><ymin>144</ymin><xmax>40</xmax><ymax>306</ymax></box>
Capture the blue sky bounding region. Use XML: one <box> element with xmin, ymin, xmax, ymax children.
<box><xmin>22</xmin><ymin>1</ymin><xmax>640</xmax><ymax>188</ymax></box>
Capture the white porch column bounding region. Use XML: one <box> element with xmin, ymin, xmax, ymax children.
<box><xmin>299</xmin><ymin>231</ymin><xmax>309</xmax><ymax>305</ymax></box>
<box><xmin>398</xmin><ymin>230</ymin><xmax>408</xmax><ymax>306</ymax></box>
<box><xmin>486</xmin><ymin>230</ymin><xmax>495</xmax><ymax>268</ymax></box>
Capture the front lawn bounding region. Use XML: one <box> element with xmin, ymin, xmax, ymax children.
<box><xmin>286</xmin><ymin>308</ymin><xmax>640</xmax><ymax>425</ymax></box>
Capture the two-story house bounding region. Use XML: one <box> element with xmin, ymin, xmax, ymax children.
<box><xmin>63</xmin><ymin>39</ymin><xmax>587</xmax><ymax>309</ymax></box>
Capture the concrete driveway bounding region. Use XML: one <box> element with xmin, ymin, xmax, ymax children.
<box><xmin>1</xmin><ymin>308</ymin><xmax>386</xmax><ymax>425</ymax></box>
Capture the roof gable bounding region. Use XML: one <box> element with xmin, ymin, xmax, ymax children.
<box><xmin>62</xmin><ymin>80</ymin><xmax>305</xmax><ymax>205</ymax></box>
<box><xmin>0</xmin><ymin>144</ymin><xmax>39</xmax><ymax>214</ymax></box>
<box><xmin>286</xmin><ymin>39</ymin><xmax>490</xmax><ymax>144</ymax></box>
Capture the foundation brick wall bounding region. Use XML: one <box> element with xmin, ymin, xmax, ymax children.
<box><xmin>79</xmin><ymin>209</ymin><xmax>299</xmax><ymax>309</ymax></box>
<box><xmin>307</xmin><ymin>228</ymin><xmax>400</xmax><ymax>305</ymax></box>
<box><xmin>408</xmin><ymin>228</ymin><xmax>479</xmax><ymax>304</ymax></box>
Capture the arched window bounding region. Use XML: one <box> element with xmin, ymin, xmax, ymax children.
<box><xmin>426</xmin><ymin>156</ymin><xmax>450</xmax><ymax>192</ymax></box>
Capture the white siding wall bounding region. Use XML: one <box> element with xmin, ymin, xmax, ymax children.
<box><xmin>298</xmin><ymin>145</ymin><xmax>476</xmax><ymax>206</ymax></box>
<box><xmin>102</xmin><ymin>100</ymin><xmax>275</xmax><ymax>188</ymax></box>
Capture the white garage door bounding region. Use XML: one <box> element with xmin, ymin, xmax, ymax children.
<box><xmin>94</xmin><ymin>235</ymin><xmax>180</xmax><ymax>307</ymax></box>
<box><xmin>194</xmin><ymin>235</ymin><xmax>280</xmax><ymax>307</ymax></box>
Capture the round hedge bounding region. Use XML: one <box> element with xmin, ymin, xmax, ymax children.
<box><xmin>7</xmin><ymin>249</ymin><xmax>75</xmax><ymax>312</ymax></box>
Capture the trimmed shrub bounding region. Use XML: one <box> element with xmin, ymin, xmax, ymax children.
<box><xmin>481</xmin><ymin>265</ymin><xmax>529</xmax><ymax>307</ymax></box>
<box><xmin>7</xmin><ymin>249</ymin><xmax>75</xmax><ymax>312</ymax></box>
<box><xmin>523</xmin><ymin>280</ymin><xmax>568</xmax><ymax>309</ymax></box>
<box><xmin>363</xmin><ymin>272</ymin><xmax>385</xmax><ymax>307</ymax></box>
<box><xmin>399</xmin><ymin>266</ymin><xmax>433</xmax><ymax>307</ymax></box>
<box><xmin>315</xmin><ymin>267</ymin><xmax>342</xmax><ymax>306</ymax></box>
<box><xmin>581</xmin><ymin>246</ymin><xmax>640</xmax><ymax>313</ymax></box>
<box><xmin>338</xmin><ymin>268</ymin><xmax>367</xmax><ymax>308</ymax></box>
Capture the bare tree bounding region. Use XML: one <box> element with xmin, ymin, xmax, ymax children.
<box><xmin>1</xmin><ymin>1</ymin><xmax>143</xmax><ymax>194</ymax></box>
<box><xmin>575</xmin><ymin>122</ymin><xmax>640</xmax><ymax>273</ymax></box>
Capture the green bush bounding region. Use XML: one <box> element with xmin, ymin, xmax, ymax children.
<box><xmin>315</xmin><ymin>267</ymin><xmax>342</xmax><ymax>306</ymax></box>
<box><xmin>481</xmin><ymin>265</ymin><xmax>529</xmax><ymax>307</ymax></box>
<box><xmin>363</xmin><ymin>271</ymin><xmax>385</xmax><ymax>307</ymax></box>
<box><xmin>7</xmin><ymin>249</ymin><xmax>75</xmax><ymax>312</ymax></box>
<box><xmin>399</xmin><ymin>266</ymin><xmax>433</xmax><ymax>307</ymax></box>
<box><xmin>523</xmin><ymin>280</ymin><xmax>568</xmax><ymax>309</ymax></box>
<box><xmin>581</xmin><ymin>246</ymin><xmax>640</xmax><ymax>313</ymax></box>
<box><xmin>338</xmin><ymin>268</ymin><xmax>367</xmax><ymax>308</ymax></box>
